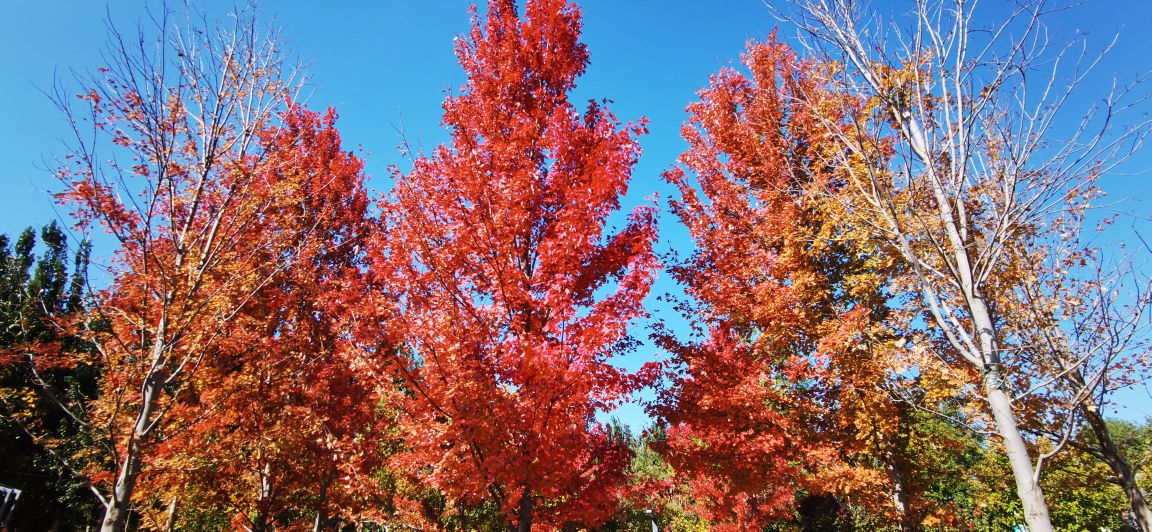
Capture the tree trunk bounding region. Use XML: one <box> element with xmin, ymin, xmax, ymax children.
<box><xmin>515</xmin><ymin>491</ymin><xmax>533</xmax><ymax>532</ymax></box>
<box><xmin>100</xmin><ymin>416</ymin><xmax>145</xmax><ymax>531</ymax></box>
<box><xmin>1082</xmin><ymin>400</ymin><xmax>1152</xmax><ymax>531</ymax></box>
<box><xmin>313</xmin><ymin>469</ymin><xmax>331</xmax><ymax>532</ymax></box>
<box><xmin>961</xmin><ymin>272</ymin><xmax>1054</xmax><ymax>532</ymax></box>
<box><xmin>253</xmin><ymin>461</ymin><xmax>274</xmax><ymax>532</ymax></box>
<box><xmin>883</xmin><ymin>458</ymin><xmax>914</xmax><ymax>532</ymax></box>
<box><xmin>164</xmin><ymin>497</ymin><xmax>177</xmax><ymax>531</ymax></box>
<box><xmin>101</xmin><ymin>315</ymin><xmax>172</xmax><ymax>532</ymax></box>
<box><xmin>1058</xmin><ymin>357</ymin><xmax>1152</xmax><ymax>531</ymax></box>
<box><xmin>984</xmin><ymin>368</ymin><xmax>1053</xmax><ymax>532</ymax></box>
<box><xmin>100</xmin><ymin>371</ymin><xmax>163</xmax><ymax>532</ymax></box>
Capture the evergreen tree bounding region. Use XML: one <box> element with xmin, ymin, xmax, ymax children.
<box><xmin>0</xmin><ymin>222</ymin><xmax>100</xmax><ymax>529</ymax></box>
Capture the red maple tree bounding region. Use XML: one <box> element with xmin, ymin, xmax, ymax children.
<box><xmin>362</xmin><ymin>0</ymin><xmax>657</xmax><ymax>528</ymax></box>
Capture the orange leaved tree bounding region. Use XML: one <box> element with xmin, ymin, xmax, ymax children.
<box><xmin>775</xmin><ymin>0</ymin><xmax>1152</xmax><ymax>529</ymax></box>
<box><xmin>134</xmin><ymin>106</ymin><xmax>379</xmax><ymax>531</ymax></box>
<box><xmin>653</xmin><ymin>38</ymin><xmax>941</xmax><ymax>530</ymax></box>
<box><xmin>41</xmin><ymin>7</ymin><xmax>370</xmax><ymax>530</ymax></box>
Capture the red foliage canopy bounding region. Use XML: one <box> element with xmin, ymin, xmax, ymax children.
<box><xmin>363</xmin><ymin>0</ymin><xmax>658</xmax><ymax>528</ymax></box>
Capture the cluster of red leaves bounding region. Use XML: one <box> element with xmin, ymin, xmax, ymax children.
<box><xmin>651</xmin><ymin>37</ymin><xmax>914</xmax><ymax>529</ymax></box>
<box><xmin>134</xmin><ymin>106</ymin><xmax>385</xmax><ymax>527</ymax></box>
<box><xmin>52</xmin><ymin>72</ymin><xmax>388</xmax><ymax>524</ymax></box>
<box><xmin>360</xmin><ymin>0</ymin><xmax>657</xmax><ymax>527</ymax></box>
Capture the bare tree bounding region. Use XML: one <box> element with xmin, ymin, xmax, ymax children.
<box><xmin>1010</xmin><ymin>214</ymin><xmax>1152</xmax><ymax>529</ymax></box>
<box><xmin>773</xmin><ymin>0</ymin><xmax>1152</xmax><ymax>529</ymax></box>
<box><xmin>37</xmin><ymin>3</ymin><xmax>308</xmax><ymax>530</ymax></box>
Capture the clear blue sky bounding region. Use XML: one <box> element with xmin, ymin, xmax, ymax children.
<box><xmin>3</xmin><ymin>1</ymin><xmax>1152</xmax><ymax>429</ymax></box>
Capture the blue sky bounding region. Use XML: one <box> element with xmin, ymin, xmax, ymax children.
<box><xmin>3</xmin><ymin>1</ymin><xmax>1152</xmax><ymax>429</ymax></box>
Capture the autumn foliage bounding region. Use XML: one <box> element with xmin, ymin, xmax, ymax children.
<box><xmin>133</xmin><ymin>106</ymin><xmax>380</xmax><ymax>529</ymax></box>
<box><xmin>52</xmin><ymin>98</ymin><xmax>377</xmax><ymax>529</ymax></box>
<box><xmin>360</xmin><ymin>0</ymin><xmax>657</xmax><ymax>527</ymax></box>
<box><xmin>3</xmin><ymin>0</ymin><xmax>1151</xmax><ymax>530</ymax></box>
<box><xmin>652</xmin><ymin>38</ymin><xmax>970</xmax><ymax>530</ymax></box>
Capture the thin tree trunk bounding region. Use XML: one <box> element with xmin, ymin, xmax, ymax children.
<box><xmin>904</xmin><ymin>100</ymin><xmax>1056</xmax><ymax>529</ymax></box>
<box><xmin>100</xmin><ymin>428</ymin><xmax>141</xmax><ymax>531</ymax></box>
<box><xmin>1082</xmin><ymin>400</ymin><xmax>1152</xmax><ymax>531</ymax></box>
<box><xmin>984</xmin><ymin>368</ymin><xmax>1053</xmax><ymax>532</ymax></box>
<box><xmin>101</xmin><ymin>310</ymin><xmax>173</xmax><ymax>532</ymax></box>
<box><xmin>165</xmin><ymin>497</ymin><xmax>177</xmax><ymax>531</ymax></box>
<box><xmin>883</xmin><ymin>458</ymin><xmax>914</xmax><ymax>532</ymax></box>
<box><xmin>253</xmin><ymin>461</ymin><xmax>274</xmax><ymax>532</ymax></box>
<box><xmin>1057</xmin><ymin>355</ymin><xmax>1152</xmax><ymax>531</ymax></box>
<box><xmin>101</xmin><ymin>369</ymin><xmax>163</xmax><ymax>532</ymax></box>
<box><xmin>515</xmin><ymin>491</ymin><xmax>533</xmax><ymax>532</ymax></box>
<box><xmin>313</xmin><ymin>469</ymin><xmax>332</xmax><ymax>532</ymax></box>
